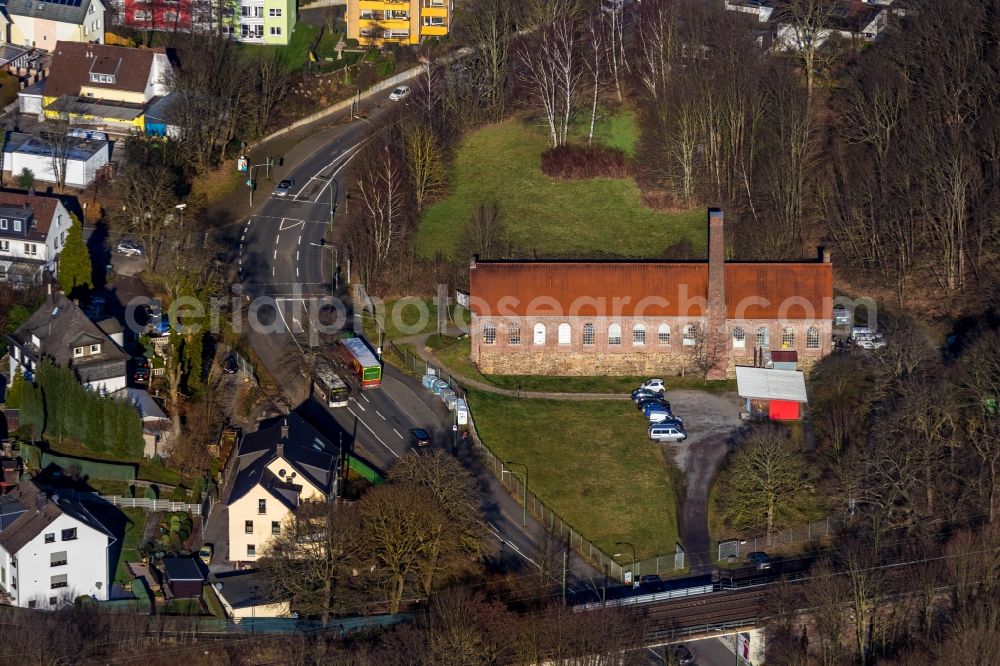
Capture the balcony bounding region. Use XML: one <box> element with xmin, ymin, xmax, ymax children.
<box><xmin>421</xmin><ymin>24</ymin><xmax>448</xmax><ymax>36</ymax></box>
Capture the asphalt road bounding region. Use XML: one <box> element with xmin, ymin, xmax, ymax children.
<box><xmin>225</xmin><ymin>95</ymin><xmax>603</xmax><ymax>590</ymax></box>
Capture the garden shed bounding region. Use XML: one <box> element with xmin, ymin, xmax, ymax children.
<box><xmin>162</xmin><ymin>557</ymin><xmax>205</xmax><ymax>598</ymax></box>
<box><xmin>736</xmin><ymin>366</ymin><xmax>808</xmax><ymax>421</ymax></box>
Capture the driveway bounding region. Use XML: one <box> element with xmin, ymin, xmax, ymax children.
<box><xmin>659</xmin><ymin>390</ymin><xmax>744</xmax><ymax>574</ymax></box>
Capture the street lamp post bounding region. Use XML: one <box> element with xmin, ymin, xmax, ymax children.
<box><xmin>505</xmin><ymin>461</ymin><xmax>528</xmax><ymax>527</ymax></box>
<box><xmin>615</xmin><ymin>541</ymin><xmax>637</xmax><ymax>588</ymax></box>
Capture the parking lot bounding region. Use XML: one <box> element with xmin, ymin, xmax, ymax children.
<box><xmin>645</xmin><ymin>388</ymin><xmax>744</xmax><ymax>573</ymax></box>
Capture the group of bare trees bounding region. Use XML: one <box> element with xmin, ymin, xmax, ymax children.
<box><xmin>258</xmin><ymin>451</ymin><xmax>485</xmax><ymax>618</ymax></box>
<box><xmin>826</xmin><ymin>0</ymin><xmax>1000</xmax><ymax>307</ymax></box>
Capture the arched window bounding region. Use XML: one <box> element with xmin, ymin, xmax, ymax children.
<box><xmin>806</xmin><ymin>326</ymin><xmax>820</xmax><ymax>349</ymax></box>
<box><xmin>482</xmin><ymin>322</ymin><xmax>496</xmax><ymax>345</ymax></box>
<box><xmin>781</xmin><ymin>327</ymin><xmax>795</xmax><ymax>349</ymax></box>
<box><xmin>756</xmin><ymin>327</ymin><xmax>769</xmax><ymax>349</ymax></box>
<box><xmin>658</xmin><ymin>323</ymin><xmax>671</xmax><ymax>345</ymax></box>
<box><xmin>558</xmin><ymin>323</ymin><xmax>571</xmax><ymax>345</ymax></box>
<box><xmin>533</xmin><ymin>323</ymin><xmax>546</xmax><ymax>345</ymax></box>
<box><xmin>608</xmin><ymin>323</ymin><xmax>622</xmax><ymax>345</ymax></box>
<box><xmin>683</xmin><ymin>323</ymin><xmax>698</xmax><ymax>346</ymax></box>
<box><xmin>508</xmin><ymin>322</ymin><xmax>521</xmax><ymax>345</ymax></box>
<box><xmin>732</xmin><ymin>326</ymin><xmax>746</xmax><ymax>348</ymax></box>
<box><xmin>633</xmin><ymin>323</ymin><xmax>646</xmax><ymax>346</ymax></box>
<box><xmin>582</xmin><ymin>322</ymin><xmax>595</xmax><ymax>345</ymax></box>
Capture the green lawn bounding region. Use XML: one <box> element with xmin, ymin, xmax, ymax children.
<box><xmin>361</xmin><ymin>299</ymin><xmax>472</xmax><ymax>342</ymax></box>
<box><xmin>415</xmin><ymin>118</ymin><xmax>704</xmax><ymax>260</ymax></box>
<box><xmin>468</xmin><ymin>390</ymin><xmax>678</xmax><ymax>561</ymax></box>
<box><xmin>573</xmin><ymin>110</ymin><xmax>639</xmax><ymax>156</ymax></box>
<box><xmin>429</xmin><ymin>335</ymin><xmax>736</xmax><ymax>394</ymax></box>
<box><xmin>114</xmin><ymin>508</ymin><xmax>148</xmax><ymax>584</ymax></box>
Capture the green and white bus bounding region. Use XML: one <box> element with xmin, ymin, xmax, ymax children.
<box><xmin>313</xmin><ymin>357</ymin><xmax>350</xmax><ymax>408</ymax></box>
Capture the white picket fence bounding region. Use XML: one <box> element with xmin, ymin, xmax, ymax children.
<box><xmin>59</xmin><ymin>490</ymin><xmax>202</xmax><ymax>515</ymax></box>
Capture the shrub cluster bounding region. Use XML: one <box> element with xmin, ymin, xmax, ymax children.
<box><xmin>540</xmin><ymin>143</ymin><xmax>631</xmax><ymax>180</ymax></box>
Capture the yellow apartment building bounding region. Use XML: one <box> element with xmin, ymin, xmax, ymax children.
<box><xmin>346</xmin><ymin>0</ymin><xmax>451</xmax><ymax>46</ymax></box>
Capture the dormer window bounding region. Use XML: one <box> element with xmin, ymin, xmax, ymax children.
<box><xmin>0</xmin><ymin>219</ymin><xmax>6</xmax><ymax>230</ymax></box>
<box><xmin>13</xmin><ymin>220</ymin><xmax>21</xmax><ymax>232</ymax></box>
<box><xmin>90</xmin><ymin>344</ymin><xmax>101</xmax><ymax>354</ymax></box>
<box><xmin>74</xmin><ymin>346</ymin><xmax>84</xmax><ymax>357</ymax></box>
<box><xmin>89</xmin><ymin>73</ymin><xmax>115</xmax><ymax>85</ymax></box>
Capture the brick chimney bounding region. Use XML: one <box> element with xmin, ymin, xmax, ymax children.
<box><xmin>705</xmin><ymin>208</ymin><xmax>728</xmax><ymax>380</ymax></box>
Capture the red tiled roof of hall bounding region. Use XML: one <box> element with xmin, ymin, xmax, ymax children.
<box><xmin>470</xmin><ymin>261</ymin><xmax>832</xmax><ymax>320</ymax></box>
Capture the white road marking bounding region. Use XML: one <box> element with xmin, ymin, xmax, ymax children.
<box><xmin>298</xmin><ymin>235</ymin><xmax>302</xmax><ymax>245</ymax></box>
<box><xmin>275</xmin><ymin>301</ymin><xmax>305</xmax><ymax>354</ymax></box>
<box><xmin>279</xmin><ymin>218</ymin><xmax>305</xmax><ymax>230</ymax></box>
<box><xmin>350</xmin><ymin>397</ymin><xmax>366</xmax><ymax>412</ymax></box>
<box><xmin>393</xmin><ymin>428</ymin><xmax>403</xmax><ymax>439</ymax></box>
<box><xmin>311</xmin><ymin>142</ymin><xmax>368</xmax><ymax>204</ymax></box>
<box><xmin>296</xmin><ymin>251</ymin><xmax>300</xmax><ymax>261</ymax></box>
<box><xmin>347</xmin><ymin>406</ymin><xmax>400</xmax><ymax>459</ymax></box>
<box><xmin>272</xmin><ymin>266</ymin><xmax>275</xmax><ymax>276</ymax></box>
<box><xmin>488</xmin><ymin>523</ymin><xmax>536</xmax><ymax>566</ymax></box>
<box><xmin>376</xmin><ymin>411</ymin><xmax>385</xmax><ymax>420</ymax></box>
<box><xmin>361</xmin><ymin>393</ymin><xmax>370</xmax><ymax>404</ymax></box>
<box><xmin>296</xmin><ymin>267</ymin><xmax>300</xmax><ymax>278</ymax></box>
<box><xmin>273</xmin><ymin>249</ymin><xmax>277</xmax><ymax>259</ymax></box>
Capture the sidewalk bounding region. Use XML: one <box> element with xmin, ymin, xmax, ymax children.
<box><xmin>397</xmin><ymin>331</ymin><xmax>632</xmax><ymax>402</ymax></box>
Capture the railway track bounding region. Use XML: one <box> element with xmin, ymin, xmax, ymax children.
<box><xmin>643</xmin><ymin>588</ymin><xmax>768</xmax><ymax>631</ymax></box>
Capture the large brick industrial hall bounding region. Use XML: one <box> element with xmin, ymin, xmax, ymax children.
<box><xmin>468</xmin><ymin>209</ymin><xmax>834</xmax><ymax>379</ymax></box>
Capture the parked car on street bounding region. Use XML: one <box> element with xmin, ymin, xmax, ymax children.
<box><xmin>648</xmin><ymin>408</ymin><xmax>681</xmax><ymax>425</ymax></box>
<box><xmin>409</xmin><ymin>428</ymin><xmax>432</xmax><ymax>447</ymax></box>
<box><xmin>747</xmin><ymin>551</ymin><xmax>772</xmax><ymax>570</ymax></box>
<box><xmin>666</xmin><ymin>644</ymin><xmax>695</xmax><ymax>665</ymax></box>
<box><xmin>638</xmin><ymin>574</ymin><xmax>663</xmax><ymax>591</ymax></box>
<box><xmin>116</xmin><ymin>240</ymin><xmax>144</xmax><ymax>257</ymax></box>
<box><xmin>639</xmin><ymin>378</ymin><xmax>666</xmax><ymax>394</ymax></box>
<box><xmin>133</xmin><ymin>366</ymin><xmax>149</xmax><ymax>384</ymax></box>
<box><xmin>649</xmin><ymin>420</ymin><xmax>687</xmax><ymax>442</ymax></box>
<box><xmin>275</xmin><ymin>179</ymin><xmax>294</xmax><ymax>196</ymax></box>
<box><xmin>643</xmin><ymin>402</ymin><xmax>681</xmax><ymax>422</ymax></box>
<box><xmin>389</xmin><ymin>85</ymin><xmax>411</xmax><ymax>101</ymax></box>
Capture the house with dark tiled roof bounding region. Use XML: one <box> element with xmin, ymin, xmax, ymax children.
<box><xmin>7</xmin><ymin>290</ymin><xmax>129</xmax><ymax>394</ymax></box>
<box><xmin>2</xmin><ymin>0</ymin><xmax>106</xmax><ymax>49</ymax></box>
<box><xmin>469</xmin><ymin>209</ymin><xmax>834</xmax><ymax>379</ymax></box>
<box><xmin>227</xmin><ymin>414</ymin><xmax>342</xmax><ymax>565</ymax></box>
<box><xmin>29</xmin><ymin>41</ymin><xmax>174</xmax><ymax>133</ymax></box>
<box><xmin>0</xmin><ymin>191</ymin><xmax>73</xmax><ymax>285</ymax></box>
<box><xmin>0</xmin><ymin>478</ymin><xmax>116</xmax><ymax>609</ymax></box>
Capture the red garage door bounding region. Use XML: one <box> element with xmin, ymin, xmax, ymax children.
<box><xmin>769</xmin><ymin>400</ymin><xmax>800</xmax><ymax>420</ymax></box>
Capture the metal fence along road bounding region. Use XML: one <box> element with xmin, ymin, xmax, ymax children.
<box><xmin>383</xmin><ymin>336</ymin><xmax>689</xmax><ymax>584</ymax></box>
<box><xmin>718</xmin><ymin>517</ymin><xmax>840</xmax><ymax>561</ymax></box>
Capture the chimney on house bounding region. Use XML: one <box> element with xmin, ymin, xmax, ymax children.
<box><xmin>278</xmin><ymin>418</ymin><xmax>289</xmax><ymax>456</ymax></box>
<box><xmin>705</xmin><ymin>208</ymin><xmax>728</xmax><ymax>381</ymax></box>
<box><xmin>819</xmin><ymin>246</ymin><xmax>831</xmax><ymax>263</ymax></box>
<box><xmin>36</xmin><ymin>491</ymin><xmax>47</xmax><ymax>510</ymax></box>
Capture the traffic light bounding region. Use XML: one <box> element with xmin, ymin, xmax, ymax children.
<box><xmin>278</xmin><ymin>157</ymin><xmax>285</xmax><ymax>167</ymax></box>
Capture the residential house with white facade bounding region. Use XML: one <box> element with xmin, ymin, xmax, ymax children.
<box><xmin>0</xmin><ymin>479</ymin><xmax>116</xmax><ymax>609</ymax></box>
<box><xmin>7</xmin><ymin>291</ymin><xmax>130</xmax><ymax>394</ymax></box>
<box><xmin>1</xmin><ymin>0</ymin><xmax>106</xmax><ymax>49</ymax></box>
<box><xmin>0</xmin><ymin>192</ymin><xmax>73</xmax><ymax>285</ymax></box>
<box><xmin>227</xmin><ymin>414</ymin><xmax>341</xmax><ymax>565</ymax></box>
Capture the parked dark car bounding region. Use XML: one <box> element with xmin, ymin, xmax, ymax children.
<box><xmin>409</xmin><ymin>428</ymin><xmax>432</xmax><ymax>447</ymax></box>
<box><xmin>133</xmin><ymin>367</ymin><xmax>150</xmax><ymax>384</ymax></box>
<box><xmin>221</xmin><ymin>354</ymin><xmax>238</xmax><ymax>374</ymax></box>
<box><xmin>638</xmin><ymin>574</ymin><xmax>663</xmax><ymax>591</ymax></box>
<box><xmin>747</xmin><ymin>551</ymin><xmax>772</xmax><ymax>570</ymax></box>
<box><xmin>637</xmin><ymin>398</ymin><xmax>671</xmax><ymax>413</ymax></box>
<box><xmin>666</xmin><ymin>644</ymin><xmax>695</xmax><ymax>665</ymax></box>
<box><xmin>631</xmin><ymin>388</ymin><xmax>660</xmax><ymax>402</ymax></box>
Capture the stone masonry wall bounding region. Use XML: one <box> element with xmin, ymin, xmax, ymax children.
<box><xmin>470</xmin><ymin>315</ymin><xmax>832</xmax><ymax>378</ymax></box>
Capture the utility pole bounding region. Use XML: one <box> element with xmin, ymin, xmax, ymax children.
<box><xmin>562</xmin><ymin>542</ymin><xmax>568</xmax><ymax>606</ymax></box>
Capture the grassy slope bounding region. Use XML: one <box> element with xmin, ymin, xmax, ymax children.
<box><xmin>114</xmin><ymin>508</ymin><xmax>148</xmax><ymax>584</ymax></box>
<box><xmin>468</xmin><ymin>390</ymin><xmax>678</xmax><ymax>560</ymax></box>
<box><xmin>416</xmin><ymin>118</ymin><xmax>704</xmax><ymax>260</ymax></box>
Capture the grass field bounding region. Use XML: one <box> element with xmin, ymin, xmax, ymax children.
<box><xmin>468</xmin><ymin>390</ymin><xmax>678</xmax><ymax>560</ymax></box>
<box><xmin>429</xmin><ymin>335</ymin><xmax>736</xmax><ymax>394</ymax></box>
<box><xmin>574</xmin><ymin>110</ymin><xmax>639</xmax><ymax>156</ymax></box>
<box><xmin>114</xmin><ymin>508</ymin><xmax>148</xmax><ymax>584</ymax></box>
<box><xmin>360</xmin><ymin>299</ymin><xmax>471</xmax><ymax>342</ymax></box>
<box><xmin>415</xmin><ymin>118</ymin><xmax>704</xmax><ymax>260</ymax></box>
